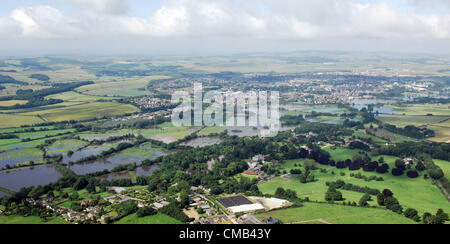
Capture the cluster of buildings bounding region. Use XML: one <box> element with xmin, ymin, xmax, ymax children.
<box><xmin>244</xmin><ymin>155</ymin><xmax>269</xmax><ymax>178</ymax></box>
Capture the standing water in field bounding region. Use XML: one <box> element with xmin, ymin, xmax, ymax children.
<box><xmin>0</xmin><ymin>166</ymin><xmax>63</xmax><ymax>192</ymax></box>
<box><xmin>0</xmin><ymin>150</ymin><xmax>42</xmax><ymax>169</ymax></box>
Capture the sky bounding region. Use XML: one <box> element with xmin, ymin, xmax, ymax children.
<box><xmin>0</xmin><ymin>0</ymin><xmax>449</xmax><ymax>56</ymax></box>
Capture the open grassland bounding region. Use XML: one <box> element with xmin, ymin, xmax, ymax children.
<box><xmin>76</xmin><ymin>76</ymin><xmax>170</xmax><ymax>97</ymax></box>
<box><xmin>18</xmin><ymin>102</ymin><xmax>139</xmax><ymax>122</ymax></box>
<box><xmin>197</xmin><ymin>126</ymin><xmax>223</xmax><ymax>136</ymax></box>
<box><xmin>255</xmin><ymin>203</ymin><xmax>416</xmax><ymax>224</ymax></box>
<box><xmin>0</xmin><ymin>215</ymin><xmax>67</xmax><ymax>224</ymax></box>
<box><xmin>434</xmin><ymin>159</ymin><xmax>450</xmax><ymax>179</ymax></box>
<box><xmin>259</xmin><ymin>155</ymin><xmax>450</xmax><ymax>215</ymax></box>
<box><xmin>352</xmin><ymin>129</ymin><xmax>388</xmax><ymax>144</ymax></box>
<box><xmin>114</xmin><ymin>213</ymin><xmax>183</xmax><ymax>224</ymax></box>
<box><xmin>0</xmin><ymin>114</ymin><xmax>44</xmax><ymax>128</ymax></box>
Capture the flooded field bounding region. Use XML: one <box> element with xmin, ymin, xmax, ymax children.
<box><xmin>0</xmin><ymin>166</ymin><xmax>63</xmax><ymax>192</ymax></box>
<box><xmin>351</xmin><ymin>98</ymin><xmax>396</xmax><ymax>114</ymax></box>
<box><xmin>180</xmin><ymin>137</ymin><xmax>223</xmax><ymax>148</ymax></box>
<box><xmin>96</xmin><ymin>165</ymin><xmax>160</xmax><ymax>182</ymax></box>
<box><xmin>68</xmin><ymin>144</ymin><xmax>167</xmax><ymax>175</ymax></box>
<box><xmin>135</xmin><ymin>165</ymin><xmax>160</xmax><ymax>177</ymax></box>
<box><xmin>0</xmin><ymin>149</ymin><xmax>42</xmax><ymax>169</ymax></box>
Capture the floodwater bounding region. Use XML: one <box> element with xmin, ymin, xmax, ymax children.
<box><xmin>0</xmin><ymin>150</ymin><xmax>42</xmax><ymax>169</ymax></box>
<box><xmin>61</xmin><ymin>147</ymin><xmax>107</xmax><ymax>164</ymax></box>
<box><xmin>0</xmin><ymin>166</ymin><xmax>63</xmax><ymax>192</ymax></box>
<box><xmin>180</xmin><ymin>137</ymin><xmax>223</xmax><ymax>148</ymax></box>
<box><xmin>97</xmin><ymin>165</ymin><xmax>160</xmax><ymax>182</ymax></box>
<box><xmin>135</xmin><ymin>165</ymin><xmax>160</xmax><ymax>177</ymax></box>
<box><xmin>68</xmin><ymin>160</ymin><xmax>118</xmax><ymax>175</ymax></box>
<box><xmin>68</xmin><ymin>149</ymin><xmax>166</xmax><ymax>175</ymax></box>
<box><xmin>351</xmin><ymin>98</ymin><xmax>395</xmax><ymax>114</ymax></box>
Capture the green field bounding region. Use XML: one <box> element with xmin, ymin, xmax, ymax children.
<box><xmin>46</xmin><ymin>91</ymin><xmax>118</xmax><ymax>103</ymax></box>
<box><xmin>18</xmin><ymin>102</ymin><xmax>139</xmax><ymax>122</ymax></box>
<box><xmin>76</xmin><ymin>76</ymin><xmax>170</xmax><ymax>97</ymax></box>
<box><xmin>0</xmin><ymin>215</ymin><xmax>67</xmax><ymax>224</ymax></box>
<box><xmin>390</xmin><ymin>104</ymin><xmax>450</xmax><ymax>116</ymax></box>
<box><xmin>259</xmin><ymin>156</ymin><xmax>450</xmax><ymax>215</ymax></box>
<box><xmin>434</xmin><ymin>159</ymin><xmax>450</xmax><ymax>179</ymax></box>
<box><xmin>256</xmin><ymin>203</ymin><xmax>417</xmax><ymax>224</ymax></box>
<box><xmin>114</xmin><ymin>213</ymin><xmax>183</xmax><ymax>224</ymax></box>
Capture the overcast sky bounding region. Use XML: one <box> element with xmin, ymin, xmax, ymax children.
<box><xmin>0</xmin><ymin>0</ymin><xmax>449</xmax><ymax>56</ymax></box>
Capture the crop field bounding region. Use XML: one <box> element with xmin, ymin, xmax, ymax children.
<box><xmin>16</xmin><ymin>129</ymin><xmax>75</xmax><ymax>140</ymax></box>
<box><xmin>0</xmin><ymin>100</ymin><xmax>28</xmax><ymax>106</ymax></box>
<box><xmin>378</xmin><ymin>115</ymin><xmax>448</xmax><ymax>127</ymax></box>
<box><xmin>427</xmin><ymin>125</ymin><xmax>450</xmax><ymax>143</ymax></box>
<box><xmin>18</xmin><ymin>102</ymin><xmax>139</xmax><ymax>122</ymax></box>
<box><xmin>46</xmin><ymin>91</ymin><xmax>118</xmax><ymax>103</ymax></box>
<box><xmin>0</xmin><ymin>114</ymin><xmax>45</xmax><ymax>128</ymax></box>
<box><xmin>76</xmin><ymin>76</ymin><xmax>170</xmax><ymax>97</ymax></box>
<box><xmin>114</xmin><ymin>213</ymin><xmax>183</xmax><ymax>224</ymax></box>
<box><xmin>378</xmin><ymin>103</ymin><xmax>450</xmax><ymax>142</ymax></box>
<box><xmin>255</xmin><ymin>203</ymin><xmax>416</xmax><ymax>224</ymax></box>
<box><xmin>390</xmin><ymin>104</ymin><xmax>450</xmax><ymax>116</ymax></box>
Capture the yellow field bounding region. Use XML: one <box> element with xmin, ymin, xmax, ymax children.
<box><xmin>0</xmin><ymin>100</ymin><xmax>28</xmax><ymax>106</ymax></box>
<box><xmin>18</xmin><ymin>102</ymin><xmax>139</xmax><ymax>122</ymax></box>
<box><xmin>427</xmin><ymin>125</ymin><xmax>450</xmax><ymax>143</ymax></box>
<box><xmin>76</xmin><ymin>76</ymin><xmax>170</xmax><ymax>97</ymax></box>
<box><xmin>46</xmin><ymin>91</ymin><xmax>118</xmax><ymax>102</ymax></box>
<box><xmin>390</xmin><ymin>104</ymin><xmax>450</xmax><ymax>116</ymax></box>
<box><xmin>0</xmin><ymin>114</ymin><xmax>44</xmax><ymax>128</ymax></box>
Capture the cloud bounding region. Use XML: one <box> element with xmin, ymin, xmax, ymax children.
<box><xmin>68</xmin><ymin>0</ymin><xmax>130</xmax><ymax>16</ymax></box>
<box><xmin>10</xmin><ymin>6</ymin><xmax>83</xmax><ymax>38</ymax></box>
<box><xmin>0</xmin><ymin>0</ymin><xmax>449</xmax><ymax>53</ymax></box>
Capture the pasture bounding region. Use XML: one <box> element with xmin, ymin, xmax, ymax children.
<box><xmin>256</xmin><ymin>203</ymin><xmax>416</xmax><ymax>224</ymax></box>
<box><xmin>114</xmin><ymin>213</ymin><xmax>183</xmax><ymax>224</ymax></box>
<box><xmin>0</xmin><ymin>215</ymin><xmax>67</xmax><ymax>224</ymax></box>
<box><xmin>258</xmin><ymin>156</ymin><xmax>450</xmax><ymax>215</ymax></box>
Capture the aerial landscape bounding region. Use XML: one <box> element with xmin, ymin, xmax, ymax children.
<box><xmin>0</xmin><ymin>0</ymin><xmax>449</xmax><ymax>227</ymax></box>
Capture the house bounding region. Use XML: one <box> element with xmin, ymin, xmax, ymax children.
<box><xmin>244</xmin><ymin>169</ymin><xmax>258</xmax><ymax>176</ymax></box>
<box><xmin>109</xmin><ymin>187</ymin><xmax>128</xmax><ymax>194</ymax></box>
<box><xmin>404</xmin><ymin>158</ymin><xmax>414</xmax><ymax>165</ymax></box>
<box><xmin>252</xmin><ymin>155</ymin><xmax>265</xmax><ymax>162</ymax></box>
<box><xmin>199</xmin><ymin>218</ymin><xmax>214</xmax><ymax>224</ymax></box>
<box><xmin>199</xmin><ymin>204</ymin><xmax>211</xmax><ymax>210</ymax></box>
<box><xmin>206</xmin><ymin>209</ymin><xmax>216</xmax><ymax>216</ymax></box>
